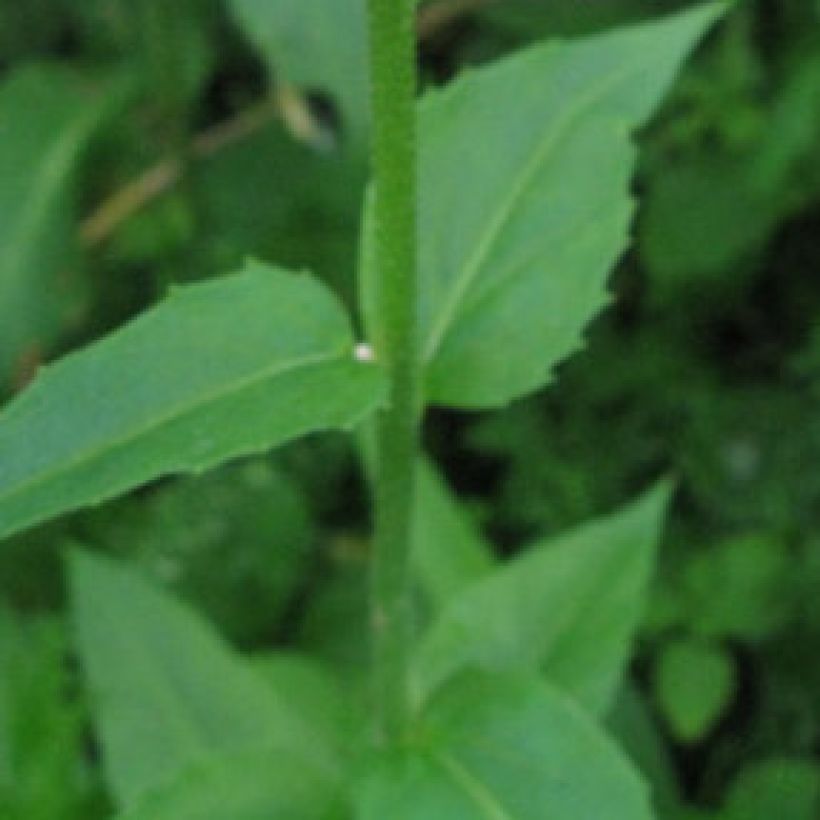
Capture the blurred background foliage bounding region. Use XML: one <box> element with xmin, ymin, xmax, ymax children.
<box><xmin>0</xmin><ymin>0</ymin><xmax>818</xmax><ymax>817</ymax></box>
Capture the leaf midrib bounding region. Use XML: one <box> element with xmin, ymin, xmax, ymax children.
<box><xmin>429</xmin><ymin>747</ymin><xmax>513</xmax><ymax>820</ymax></box>
<box><xmin>0</xmin><ymin>347</ymin><xmax>345</xmax><ymax>514</ymax></box>
<box><xmin>422</xmin><ymin>57</ymin><xmax>645</xmax><ymax>365</ymax></box>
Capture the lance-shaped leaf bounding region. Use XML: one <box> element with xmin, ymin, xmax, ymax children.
<box><xmin>71</xmin><ymin>551</ymin><xmax>342</xmax><ymax>809</ymax></box>
<box><xmin>412</xmin><ymin>482</ymin><xmax>672</xmax><ymax>714</ymax></box>
<box><xmin>361</xmin><ymin>4</ymin><xmax>724</xmax><ymax>409</ymax></box>
<box><xmin>0</xmin><ymin>261</ymin><xmax>385</xmax><ymax>542</ymax></box>
<box><xmin>356</xmin><ymin>673</ymin><xmax>653</xmax><ymax>820</ymax></box>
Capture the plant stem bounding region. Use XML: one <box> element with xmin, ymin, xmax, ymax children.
<box><xmin>367</xmin><ymin>0</ymin><xmax>419</xmax><ymax>744</ymax></box>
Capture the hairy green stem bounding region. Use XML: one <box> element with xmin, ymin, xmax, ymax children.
<box><xmin>367</xmin><ymin>0</ymin><xmax>419</xmax><ymax>743</ymax></box>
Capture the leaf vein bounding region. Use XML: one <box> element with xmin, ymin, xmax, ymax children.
<box><xmin>429</xmin><ymin>748</ymin><xmax>514</xmax><ymax>820</ymax></box>
<box><xmin>0</xmin><ymin>347</ymin><xmax>344</xmax><ymax>510</ymax></box>
<box><xmin>422</xmin><ymin>59</ymin><xmax>643</xmax><ymax>364</ymax></box>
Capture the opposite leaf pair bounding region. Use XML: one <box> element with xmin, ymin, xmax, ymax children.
<box><xmin>72</xmin><ymin>479</ymin><xmax>667</xmax><ymax>819</ymax></box>
<box><xmin>0</xmin><ymin>3</ymin><xmax>721</xmax><ymax>543</ymax></box>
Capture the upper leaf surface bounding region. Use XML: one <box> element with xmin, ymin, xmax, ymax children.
<box><xmin>0</xmin><ymin>261</ymin><xmax>385</xmax><ymax>542</ymax></box>
<box><xmin>363</xmin><ymin>4</ymin><xmax>724</xmax><ymax>409</ymax></box>
<box><xmin>71</xmin><ymin>551</ymin><xmax>342</xmax><ymax>809</ymax></box>
<box><xmin>356</xmin><ymin>673</ymin><xmax>653</xmax><ymax>820</ymax></box>
<box><xmin>412</xmin><ymin>482</ymin><xmax>671</xmax><ymax>714</ymax></box>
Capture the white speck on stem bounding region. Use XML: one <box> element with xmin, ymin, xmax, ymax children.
<box><xmin>354</xmin><ymin>343</ymin><xmax>376</xmax><ymax>363</ymax></box>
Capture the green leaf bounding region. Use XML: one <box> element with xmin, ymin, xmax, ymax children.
<box><xmin>132</xmin><ymin>0</ymin><xmax>217</xmax><ymax>114</ymax></box>
<box><xmin>0</xmin><ymin>65</ymin><xmax>114</xmax><ymax>383</ymax></box>
<box><xmin>607</xmin><ymin>682</ymin><xmax>681</xmax><ymax>815</ymax></box>
<box><xmin>639</xmin><ymin>152</ymin><xmax>780</xmax><ymax>292</ymax></box>
<box><xmin>70</xmin><ymin>551</ymin><xmax>341</xmax><ymax>809</ymax></box>
<box><xmin>192</xmin><ymin>117</ymin><xmax>364</xmax><ymax>295</ymax></box>
<box><xmin>652</xmin><ymin>638</ymin><xmax>736</xmax><ymax>744</ymax></box>
<box><xmin>680</xmin><ymin>534</ymin><xmax>791</xmax><ymax>642</ymax></box>
<box><xmin>252</xmin><ymin>651</ymin><xmax>362</xmax><ymax>756</ymax></box>
<box><xmin>413</xmin><ymin>460</ymin><xmax>495</xmax><ymax>610</ymax></box>
<box><xmin>0</xmin><ymin>260</ymin><xmax>385</xmax><ymax>542</ymax></box>
<box><xmin>356</xmin><ymin>673</ymin><xmax>653</xmax><ymax>820</ymax></box>
<box><xmin>0</xmin><ymin>610</ymin><xmax>101</xmax><ymax>820</ymax></box>
<box><xmin>228</xmin><ymin>0</ymin><xmax>369</xmax><ymax>146</ymax></box>
<box><xmin>115</xmin><ymin>751</ymin><xmax>344</xmax><ymax>820</ymax></box>
<box><xmin>362</xmin><ymin>4</ymin><xmax>724</xmax><ymax>409</ymax></box>
<box><xmin>90</xmin><ymin>461</ymin><xmax>314</xmax><ymax>645</ymax></box>
<box><xmin>721</xmin><ymin>758</ymin><xmax>820</xmax><ymax>820</ymax></box>
<box><xmin>412</xmin><ymin>482</ymin><xmax>672</xmax><ymax>713</ymax></box>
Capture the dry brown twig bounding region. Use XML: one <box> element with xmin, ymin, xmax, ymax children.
<box><xmin>79</xmin><ymin>85</ymin><xmax>313</xmax><ymax>247</ymax></box>
<box><xmin>80</xmin><ymin>0</ymin><xmax>498</xmax><ymax>248</ymax></box>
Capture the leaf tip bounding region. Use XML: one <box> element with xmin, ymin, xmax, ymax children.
<box><xmin>656</xmin><ymin>0</ymin><xmax>729</xmax><ymax>51</ymax></box>
<box><xmin>635</xmin><ymin>475</ymin><xmax>677</xmax><ymax>530</ymax></box>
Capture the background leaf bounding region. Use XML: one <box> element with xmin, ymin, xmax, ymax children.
<box><xmin>721</xmin><ymin>758</ymin><xmax>820</xmax><ymax>820</ymax></box>
<box><xmin>228</xmin><ymin>0</ymin><xmax>369</xmax><ymax>147</ymax></box>
<box><xmin>639</xmin><ymin>152</ymin><xmax>781</xmax><ymax>291</ymax></box>
<box><xmin>362</xmin><ymin>3</ymin><xmax>724</xmax><ymax>409</ymax></box>
<box><xmin>0</xmin><ymin>261</ymin><xmax>384</xmax><ymax>542</ymax></box>
<box><xmin>678</xmin><ymin>534</ymin><xmax>792</xmax><ymax>642</ymax></box>
<box><xmin>0</xmin><ymin>609</ymin><xmax>104</xmax><ymax>820</ymax></box>
<box><xmin>71</xmin><ymin>551</ymin><xmax>341</xmax><ymax>809</ymax></box>
<box><xmin>412</xmin><ymin>459</ymin><xmax>495</xmax><ymax>611</ymax></box>
<box><xmin>607</xmin><ymin>682</ymin><xmax>682</xmax><ymax>815</ymax></box>
<box><xmin>356</xmin><ymin>673</ymin><xmax>652</xmax><ymax>820</ymax></box>
<box><xmin>88</xmin><ymin>461</ymin><xmax>314</xmax><ymax>645</ymax></box>
<box><xmin>114</xmin><ymin>751</ymin><xmax>343</xmax><ymax>820</ymax></box>
<box><xmin>653</xmin><ymin>638</ymin><xmax>737</xmax><ymax>744</ymax></box>
<box><xmin>412</xmin><ymin>482</ymin><xmax>671</xmax><ymax>713</ymax></box>
<box><xmin>0</xmin><ymin>65</ymin><xmax>118</xmax><ymax>384</ymax></box>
